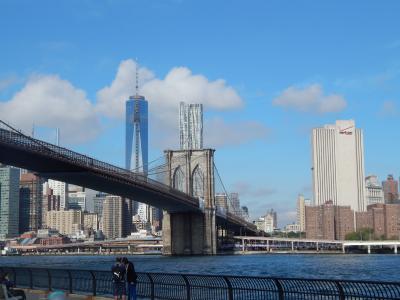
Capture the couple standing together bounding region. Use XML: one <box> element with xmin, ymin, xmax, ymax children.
<box><xmin>112</xmin><ymin>257</ymin><xmax>137</xmax><ymax>300</ymax></box>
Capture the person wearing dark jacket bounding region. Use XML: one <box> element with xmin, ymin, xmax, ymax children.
<box><xmin>0</xmin><ymin>272</ymin><xmax>26</xmax><ymax>300</ymax></box>
<box><xmin>122</xmin><ymin>257</ymin><xmax>137</xmax><ymax>300</ymax></box>
<box><xmin>112</xmin><ymin>257</ymin><xmax>126</xmax><ymax>300</ymax></box>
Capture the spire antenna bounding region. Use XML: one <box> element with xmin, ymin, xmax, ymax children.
<box><xmin>135</xmin><ymin>58</ymin><xmax>139</xmax><ymax>96</ymax></box>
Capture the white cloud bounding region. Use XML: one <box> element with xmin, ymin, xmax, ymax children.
<box><xmin>0</xmin><ymin>59</ymin><xmax>246</xmax><ymax>148</ymax></box>
<box><xmin>272</xmin><ymin>84</ymin><xmax>347</xmax><ymax>114</ymax></box>
<box><xmin>0</xmin><ymin>75</ymin><xmax>100</xmax><ymax>144</ymax></box>
<box><xmin>97</xmin><ymin>59</ymin><xmax>245</xmax><ymax>149</ymax></box>
<box><xmin>205</xmin><ymin>117</ymin><xmax>270</xmax><ymax>148</ymax></box>
<box><xmin>96</xmin><ymin>59</ymin><xmax>155</xmax><ymax>118</ymax></box>
<box><xmin>96</xmin><ymin>58</ymin><xmax>243</xmax><ymax>119</ymax></box>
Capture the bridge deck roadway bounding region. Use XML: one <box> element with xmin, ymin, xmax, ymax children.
<box><xmin>0</xmin><ymin>127</ymin><xmax>258</xmax><ymax>233</ymax></box>
<box><xmin>0</xmin><ymin>128</ymin><xmax>199</xmax><ymax>213</ymax></box>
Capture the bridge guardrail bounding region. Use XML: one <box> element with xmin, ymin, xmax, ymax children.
<box><xmin>1</xmin><ymin>267</ymin><xmax>399</xmax><ymax>299</ymax></box>
<box><xmin>0</xmin><ymin>127</ymin><xmax>198</xmax><ymax>207</ymax></box>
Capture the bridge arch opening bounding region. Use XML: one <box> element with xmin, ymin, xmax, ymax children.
<box><xmin>173</xmin><ymin>166</ymin><xmax>185</xmax><ymax>192</ymax></box>
<box><xmin>192</xmin><ymin>165</ymin><xmax>204</xmax><ymax>200</ymax></box>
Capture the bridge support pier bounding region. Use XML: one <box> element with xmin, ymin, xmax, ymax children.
<box><xmin>367</xmin><ymin>245</ymin><xmax>371</xmax><ymax>254</ymax></box>
<box><xmin>163</xmin><ymin>209</ymin><xmax>216</xmax><ymax>255</ymax></box>
<box><xmin>394</xmin><ymin>245</ymin><xmax>397</xmax><ymax>254</ymax></box>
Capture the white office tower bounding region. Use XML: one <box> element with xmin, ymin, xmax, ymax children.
<box><xmin>312</xmin><ymin>120</ymin><xmax>366</xmax><ymax>212</ymax></box>
<box><xmin>179</xmin><ymin>102</ymin><xmax>203</xmax><ymax>150</ymax></box>
<box><xmin>137</xmin><ymin>202</ymin><xmax>150</xmax><ymax>222</ymax></box>
<box><xmin>48</xmin><ymin>179</ymin><xmax>68</xmax><ymax>210</ymax></box>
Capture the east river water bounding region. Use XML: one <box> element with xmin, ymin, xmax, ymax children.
<box><xmin>0</xmin><ymin>254</ymin><xmax>399</xmax><ymax>281</ymax></box>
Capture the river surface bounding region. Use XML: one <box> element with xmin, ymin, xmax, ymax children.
<box><xmin>0</xmin><ymin>254</ymin><xmax>399</xmax><ymax>281</ymax></box>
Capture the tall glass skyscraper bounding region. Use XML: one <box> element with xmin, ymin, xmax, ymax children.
<box><xmin>126</xmin><ymin>90</ymin><xmax>149</xmax><ymax>223</ymax></box>
<box><xmin>179</xmin><ymin>102</ymin><xmax>203</xmax><ymax>150</ymax></box>
<box><xmin>0</xmin><ymin>165</ymin><xmax>20</xmax><ymax>238</ymax></box>
<box><xmin>126</xmin><ymin>95</ymin><xmax>148</xmax><ymax>174</ymax></box>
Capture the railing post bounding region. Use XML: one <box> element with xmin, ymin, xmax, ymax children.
<box><xmin>335</xmin><ymin>281</ymin><xmax>345</xmax><ymax>300</ymax></box>
<box><xmin>67</xmin><ymin>270</ymin><xmax>73</xmax><ymax>294</ymax></box>
<box><xmin>147</xmin><ymin>273</ymin><xmax>155</xmax><ymax>300</ymax></box>
<box><xmin>273</xmin><ymin>279</ymin><xmax>284</xmax><ymax>300</ymax></box>
<box><xmin>28</xmin><ymin>268</ymin><xmax>33</xmax><ymax>289</ymax></box>
<box><xmin>223</xmin><ymin>276</ymin><xmax>233</xmax><ymax>300</ymax></box>
<box><xmin>47</xmin><ymin>269</ymin><xmax>52</xmax><ymax>291</ymax></box>
<box><xmin>182</xmin><ymin>275</ymin><xmax>191</xmax><ymax>300</ymax></box>
<box><xmin>89</xmin><ymin>271</ymin><xmax>96</xmax><ymax>296</ymax></box>
<box><xmin>11</xmin><ymin>268</ymin><xmax>17</xmax><ymax>286</ymax></box>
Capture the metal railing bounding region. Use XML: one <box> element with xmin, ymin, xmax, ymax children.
<box><xmin>1</xmin><ymin>267</ymin><xmax>399</xmax><ymax>299</ymax></box>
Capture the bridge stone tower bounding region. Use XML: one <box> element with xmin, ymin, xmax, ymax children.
<box><xmin>163</xmin><ymin>149</ymin><xmax>216</xmax><ymax>255</ymax></box>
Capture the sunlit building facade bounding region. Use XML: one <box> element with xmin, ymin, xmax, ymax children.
<box><xmin>179</xmin><ymin>102</ymin><xmax>203</xmax><ymax>150</ymax></box>
<box><xmin>312</xmin><ymin>120</ymin><xmax>366</xmax><ymax>212</ymax></box>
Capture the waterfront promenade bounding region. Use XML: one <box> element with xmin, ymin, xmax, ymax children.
<box><xmin>2</xmin><ymin>266</ymin><xmax>400</xmax><ymax>299</ymax></box>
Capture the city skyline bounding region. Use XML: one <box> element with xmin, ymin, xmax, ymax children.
<box><xmin>1</xmin><ymin>1</ymin><xmax>400</xmax><ymax>226</ymax></box>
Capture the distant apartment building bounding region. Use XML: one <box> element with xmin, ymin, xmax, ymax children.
<box><xmin>215</xmin><ymin>193</ymin><xmax>228</xmax><ymax>212</ymax></box>
<box><xmin>255</xmin><ymin>209</ymin><xmax>277</xmax><ymax>233</ymax></box>
<box><xmin>305</xmin><ymin>202</ymin><xmax>354</xmax><ymax>240</ymax></box>
<box><xmin>365</xmin><ymin>175</ymin><xmax>384</xmax><ymax>206</ymax></box>
<box><xmin>46</xmin><ymin>210</ymin><xmax>83</xmax><ymax>236</ymax></box>
<box><xmin>0</xmin><ymin>166</ymin><xmax>20</xmax><ymax>238</ymax></box>
<box><xmin>42</xmin><ymin>182</ymin><xmax>61</xmax><ymax>228</ymax></box>
<box><xmin>382</xmin><ymin>175</ymin><xmax>399</xmax><ymax>204</ymax></box>
<box><xmin>68</xmin><ymin>191</ymin><xmax>87</xmax><ymax>211</ymax></box>
<box><xmin>149</xmin><ymin>206</ymin><xmax>163</xmax><ymax>232</ymax></box>
<box><xmin>19</xmin><ymin>173</ymin><xmax>43</xmax><ymax>233</ymax></box>
<box><xmin>179</xmin><ymin>102</ymin><xmax>203</xmax><ymax>150</ymax></box>
<box><xmin>284</xmin><ymin>223</ymin><xmax>301</xmax><ymax>233</ymax></box>
<box><xmin>102</xmin><ymin>196</ymin><xmax>123</xmax><ymax>239</ymax></box>
<box><xmin>355</xmin><ymin>203</ymin><xmax>400</xmax><ymax>239</ymax></box>
<box><xmin>93</xmin><ymin>192</ymin><xmax>107</xmax><ymax>216</ymax></box>
<box><xmin>296</xmin><ymin>194</ymin><xmax>311</xmax><ymax>232</ymax></box>
<box><xmin>229</xmin><ymin>193</ymin><xmax>241</xmax><ymax>216</ymax></box>
<box><xmin>312</xmin><ymin>120</ymin><xmax>366</xmax><ymax>212</ymax></box>
<box><xmin>48</xmin><ymin>179</ymin><xmax>68</xmax><ymax>210</ymax></box>
<box><xmin>83</xmin><ymin>212</ymin><xmax>99</xmax><ymax>231</ymax></box>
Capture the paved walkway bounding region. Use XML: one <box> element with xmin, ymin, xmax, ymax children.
<box><xmin>23</xmin><ymin>290</ymin><xmax>110</xmax><ymax>300</ymax></box>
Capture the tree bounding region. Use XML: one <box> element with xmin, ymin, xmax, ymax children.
<box><xmin>345</xmin><ymin>228</ymin><xmax>374</xmax><ymax>241</ymax></box>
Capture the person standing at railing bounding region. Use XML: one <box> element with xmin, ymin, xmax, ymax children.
<box><xmin>122</xmin><ymin>257</ymin><xmax>137</xmax><ymax>300</ymax></box>
<box><xmin>112</xmin><ymin>257</ymin><xmax>126</xmax><ymax>300</ymax></box>
<box><xmin>0</xmin><ymin>272</ymin><xmax>26</xmax><ymax>300</ymax></box>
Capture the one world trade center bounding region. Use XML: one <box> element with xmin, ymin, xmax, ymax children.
<box><xmin>125</xmin><ymin>74</ymin><xmax>148</xmax><ymax>221</ymax></box>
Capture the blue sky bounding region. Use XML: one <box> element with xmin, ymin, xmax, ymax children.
<box><xmin>1</xmin><ymin>0</ymin><xmax>400</xmax><ymax>226</ymax></box>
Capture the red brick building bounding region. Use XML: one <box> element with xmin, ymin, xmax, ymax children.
<box><xmin>40</xmin><ymin>236</ymin><xmax>70</xmax><ymax>246</ymax></box>
<box><xmin>305</xmin><ymin>202</ymin><xmax>354</xmax><ymax>240</ymax></box>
